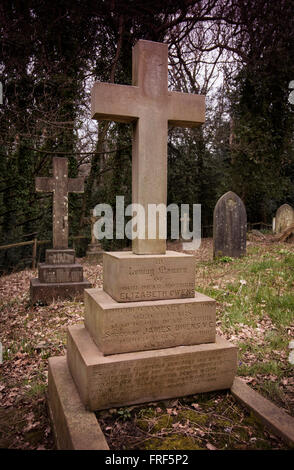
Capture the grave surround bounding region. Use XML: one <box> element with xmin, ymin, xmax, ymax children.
<box><xmin>48</xmin><ymin>40</ymin><xmax>237</xmax><ymax>447</ymax></box>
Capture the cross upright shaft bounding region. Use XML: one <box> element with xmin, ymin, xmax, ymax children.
<box><xmin>91</xmin><ymin>39</ymin><xmax>205</xmax><ymax>254</ymax></box>
<box><xmin>35</xmin><ymin>157</ymin><xmax>84</xmax><ymax>249</ymax></box>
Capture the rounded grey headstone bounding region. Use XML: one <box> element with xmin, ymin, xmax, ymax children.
<box><xmin>213</xmin><ymin>191</ymin><xmax>247</xmax><ymax>258</ymax></box>
<box><xmin>274</xmin><ymin>204</ymin><xmax>294</xmax><ymax>234</ymax></box>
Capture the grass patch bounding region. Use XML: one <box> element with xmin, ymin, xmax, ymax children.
<box><xmin>195</xmin><ymin>241</ymin><xmax>294</xmax><ymax>409</ymax></box>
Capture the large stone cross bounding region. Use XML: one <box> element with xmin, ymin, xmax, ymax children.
<box><xmin>36</xmin><ymin>157</ymin><xmax>84</xmax><ymax>249</ymax></box>
<box><xmin>91</xmin><ymin>39</ymin><xmax>205</xmax><ymax>254</ymax></box>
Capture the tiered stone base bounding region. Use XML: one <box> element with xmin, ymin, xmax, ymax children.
<box><xmin>66</xmin><ymin>325</ymin><xmax>237</xmax><ymax>411</ymax></box>
<box><xmin>84</xmin><ymin>288</ymin><xmax>216</xmax><ymax>354</ymax></box>
<box><xmin>30</xmin><ymin>248</ymin><xmax>91</xmax><ymax>304</ymax></box>
<box><xmin>47</xmin><ymin>250</ymin><xmax>237</xmax><ymax>448</ymax></box>
<box><xmin>103</xmin><ymin>251</ymin><xmax>196</xmax><ymax>302</ymax></box>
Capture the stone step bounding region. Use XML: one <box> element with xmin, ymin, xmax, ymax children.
<box><xmin>67</xmin><ymin>325</ymin><xmax>237</xmax><ymax>411</ymax></box>
<box><xmin>103</xmin><ymin>250</ymin><xmax>196</xmax><ymax>302</ymax></box>
<box><xmin>84</xmin><ymin>288</ymin><xmax>216</xmax><ymax>355</ymax></box>
<box><xmin>45</xmin><ymin>249</ymin><xmax>76</xmax><ymax>265</ymax></box>
<box><xmin>30</xmin><ymin>278</ymin><xmax>91</xmax><ymax>304</ymax></box>
<box><xmin>38</xmin><ymin>263</ymin><xmax>83</xmax><ymax>283</ymax></box>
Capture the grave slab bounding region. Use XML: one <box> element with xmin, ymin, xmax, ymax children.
<box><xmin>30</xmin><ymin>278</ymin><xmax>91</xmax><ymax>304</ymax></box>
<box><xmin>67</xmin><ymin>325</ymin><xmax>237</xmax><ymax>411</ymax></box>
<box><xmin>84</xmin><ymin>288</ymin><xmax>216</xmax><ymax>354</ymax></box>
<box><xmin>103</xmin><ymin>250</ymin><xmax>195</xmax><ymax>302</ymax></box>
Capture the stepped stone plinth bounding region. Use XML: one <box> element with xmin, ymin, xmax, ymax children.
<box><xmin>67</xmin><ymin>325</ymin><xmax>237</xmax><ymax>411</ymax></box>
<box><xmin>84</xmin><ymin>288</ymin><xmax>216</xmax><ymax>355</ymax></box>
<box><xmin>31</xmin><ymin>249</ymin><xmax>91</xmax><ymax>304</ymax></box>
<box><xmin>103</xmin><ymin>251</ymin><xmax>196</xmax><ymax>302</ymax></box>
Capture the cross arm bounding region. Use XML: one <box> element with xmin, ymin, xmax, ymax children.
<box><xmin>167</xmin><ymin>92</ymin><xmax>205</xmax><ymax>128</ymax></box>
<box><xmin>68</xmin><ymin>177</ymin><xmax>84</xmax><ymax>193</ymax></box>
<box><xmin>35</xmin><ymin>177</ymin><xmax>54</xmax><ymax>193</ymax></box>
<box><xmin>91</xmin><ymin>82</ymin><xmax>140</xmax><ymax>123</ymax></box>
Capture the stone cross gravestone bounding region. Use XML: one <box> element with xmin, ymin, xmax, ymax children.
<box><xmin>91</xmin><ymin>40</ymin><xmax>205</xmax><ymax>255</ymax></box>
<box><xmin>30</xmin><ymin>157</ymin><xmax>91</xmax><ymax>303</ymax></box>
<box><xmin>274</xmin><ymin>204</ymin><xmax>294</xmax><ymax>234</ymax></box>
<box><xmin>48</xmin><ymin>41</ymin><xmax>237</xmax><ymax>437</ymax></box>
<box><xmin>213</xmin><ymin>191</ymin><xmax>247</xmax><ymax>258</ymax></box>
<box><xmin>86</xmin><ymin>211</ymin><xmax>104</xmax><ymax>263</ymax></box>
<box><xmin>35</xmin><ymin>157</ymin><xmax>85</xmax><ymax>249</ymax></box>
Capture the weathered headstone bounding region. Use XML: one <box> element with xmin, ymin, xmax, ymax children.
<box><xmin>274</xmin><ymin>204</ymin><xmax>294</xmax><ymax>234</ymax></box>
<box><xmin>48</xmin><ymin>40</ymin><xmax>237</xmax><ymax>444</ymax></box>
<box><xmin>213</xmin><ymin>191</ymin><xmax>247</xmax><ymax>258</ymax></box>
<box><xmin>30</xmin><ymin>157</ymin><xmax>91</xmax><ymax>303</ymax></box>
<box><xmin>86</xmin><ymin>211</ymin><xmax>104</xmax><ymax>263</ymax></box>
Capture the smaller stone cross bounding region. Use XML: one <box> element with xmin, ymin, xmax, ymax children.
<box><xmin>90</xmin><ymin>211</ymin><xmax>101</xmax><ymax>245</ymax></box>
<box><xmin>35</xmin><ymin>157</ymin><xmax>84</xmax><ymax>249</ymax></box>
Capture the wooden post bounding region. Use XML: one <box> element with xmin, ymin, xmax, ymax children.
<box><xmin>32</xmin><ymin>238</ymin><xmax>37</xmax><ymax>269</ymax></box>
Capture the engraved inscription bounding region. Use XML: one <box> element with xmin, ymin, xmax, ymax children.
<box><xmin>42</xmin><ymin>267</ymin><xmax>82</xmax><ymax>283</ymax></box>
<box><xmin>91</xmin><ymin>297</ymin><xmax>216</xmax><ymax>354</ymax></box>
<box><xmin>90</xmin><ymin>348</ymin><xmax>236</xmax><ymax>407</ymax></box>
<box><xmin>47</xmin><ymin>253</ymin><xmax>75</xmax><ymax>264</ymax></box>
<box><xmin>119</xmin><ymin>259</ymin><xmax>194</xmax><ymax>300</ymax></box>
<box><xmin>103</xmin><ymin>252</ymin><xmax>196</xmax><ymax>302</ymax></box>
